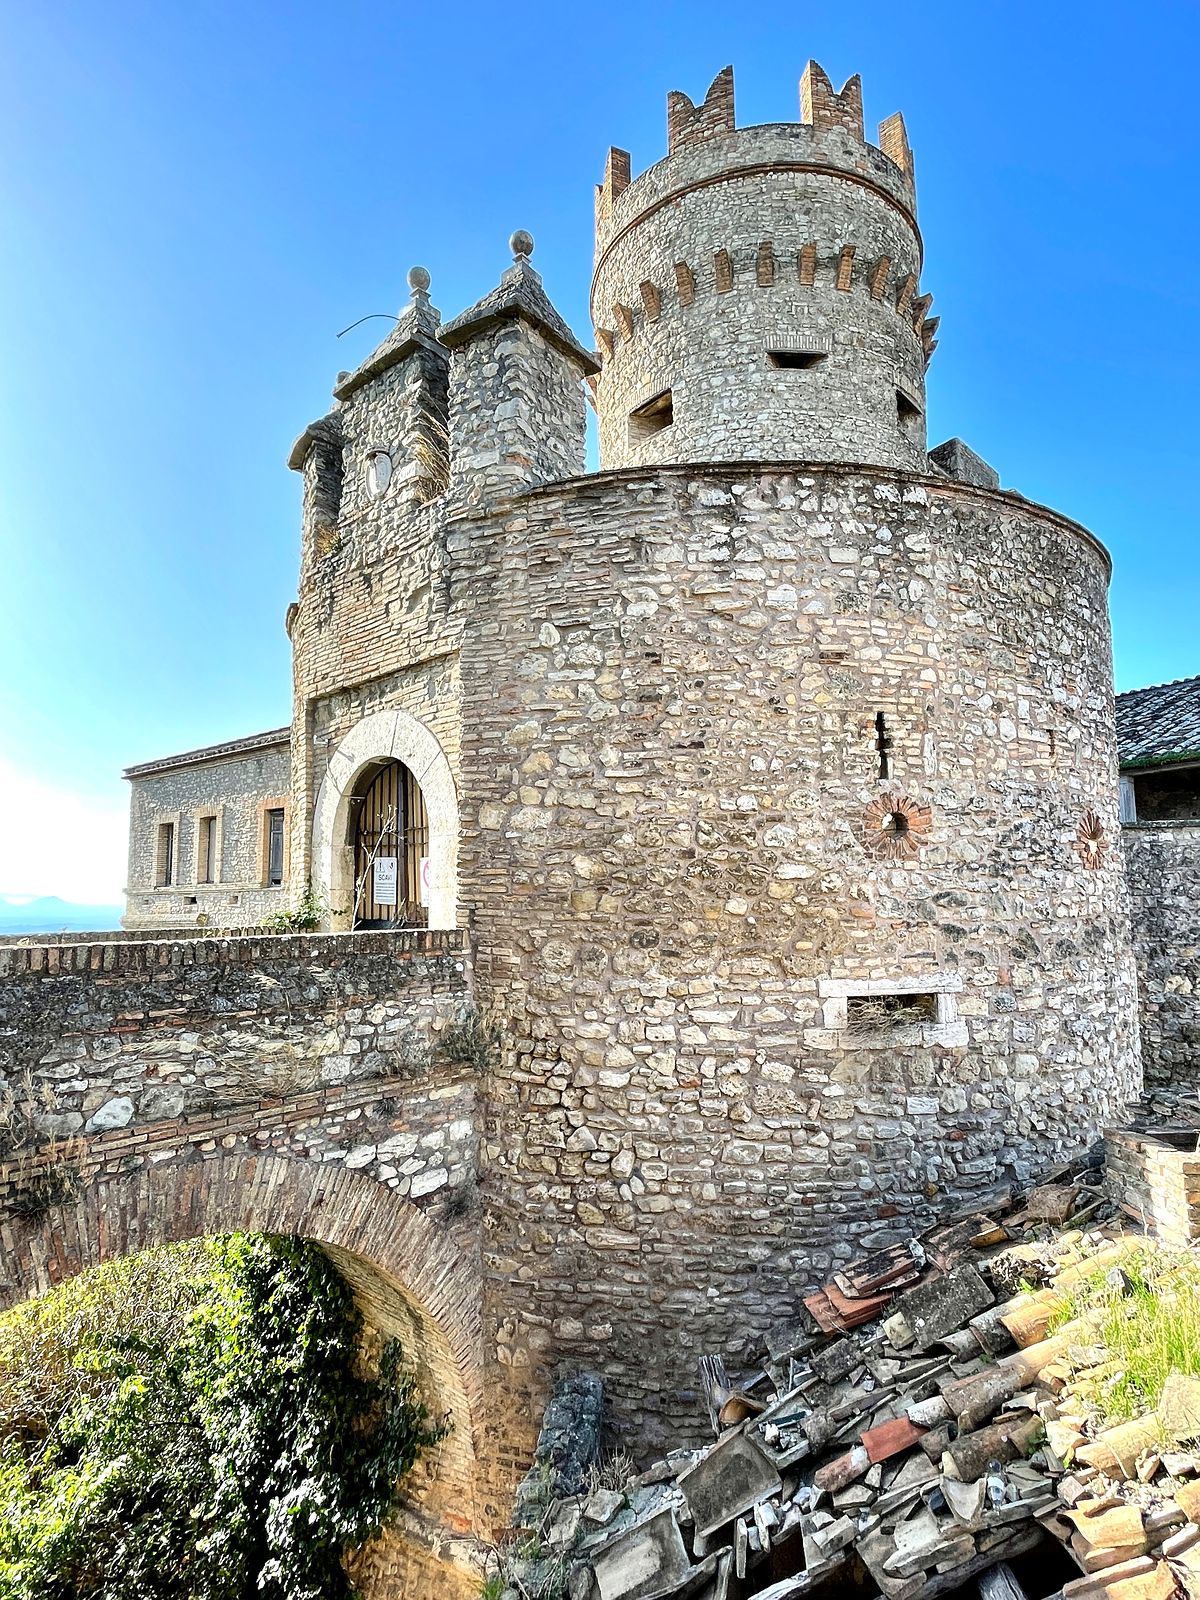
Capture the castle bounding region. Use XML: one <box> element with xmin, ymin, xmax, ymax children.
<box><xmin>107</xmin><ymin>58</ymin><xmax>1159</xmax><ymax>1566</ymax></box>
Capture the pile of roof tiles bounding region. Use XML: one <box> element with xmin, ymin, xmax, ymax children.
<box><xmin>508</xmin><ymin>1166</ymin><xmax>1200</xmax><ymax>1600</ymax></box>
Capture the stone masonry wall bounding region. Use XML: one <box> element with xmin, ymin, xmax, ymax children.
<box><xmin>1123</xmin><ymin>822</ymin><xmax>1200</xmax><ymax>1089</ymax></box>
<box><xmin>593</xmin><ymin>123</ymin><xmax>928</xmax><ymax>472</ymax></box>
<box><xmin>290</xmin><ymin>485</ymin><xmax>461</xmax><ymax>898</ymax></box>
<box><xmin>455</xmin><ymin>460</ymin><xmax>1139</xmax><ymax>1470</ymax></box>
<box><xmin>0</xmin><ymin>930</ymin><xmax>473</xmax><ymax>1201</ymax></box>
<box><xmin>446</xmin><ymin>315</ymin><xmax>589</xmax><ymax>512</ymax></box>
<box><xmin>125</xmin><ymin>741</ymin><xmax>291</xmax><ymax>929</ymax></box>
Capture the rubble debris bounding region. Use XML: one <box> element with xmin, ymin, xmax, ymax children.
<box><xmin>884</xmin><ymin>1262</ymin><xmax>995</xmax><ymax>1351</ymax></box>
<box><xmin>676</xmin><ymin>1431</ymin><xmax>782</xmax><ymax>1538</ymax></box>
<box><xmin>512</xmin><ymin>1369</ymin><xmax>605</xmax><ymax>1530</ymax></box>
<box><xmin>507</xmin><ymin>1161</ymin><xmax>1200</xmax><ymax>1600</ymax></box>
<box><xmin>862</xmin><ymin>1416</ymin><xmax>928</xmax><ymax>1463</ymax></box>
<box><xmin>590</xmin><ymin>1506</ymin><xmax>693</xmax><ymax>1599</ymax></box>
<box><xmin>1156</xmin><ymin>1371</ymin><xmax>1200</xmax><ymax>1443</ymax></box>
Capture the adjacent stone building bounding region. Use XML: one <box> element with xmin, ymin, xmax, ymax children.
<box><xmin>1118</xmin><ymin>675</ymin><xmax>1200</xmax><ymax>1090</ymax></box>
<box><xmin>123</xmin><ymin>728</ymin><xmax>291</xmax><ymax>929</ymax></box>
<box><xmin>117</xmin><ymin>61</ymin><xmax>1144</xmax><ymax>1503</ymax></box>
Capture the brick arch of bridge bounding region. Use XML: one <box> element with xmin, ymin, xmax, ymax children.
<box><xmin>0</xmin><ymin>1153</ymin><xmax>485</xmax><ymax>1552</ymax></box>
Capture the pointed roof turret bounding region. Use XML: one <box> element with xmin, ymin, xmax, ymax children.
<box><xmin>333</xmin><ymin>266</ymin><xmax>445</xmax><ymax>401</ymax></box>
<box><xmin>440</xmin><ymin>233</ymin><xmax>599</xmax><ymax>373</ymax></box>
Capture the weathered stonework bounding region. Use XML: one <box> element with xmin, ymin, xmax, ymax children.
<box><xmin>454</xmin><ymin>459</ymin><xmax>1138</xmax><ymax>1460</ymax></box>
<box><xmin>1106</xmin><ymin>1126</ymin><xmax>1200</xmax><ymax>1246</ymax></box>
<box><xmin>65</xmin><ymin>55</ymin><xmax>1155</xmax><ymax>1587</ymax></box>
<box><xmin>593</xmin><ymin>70</ymin><xmax>929</xmax><ymax>472</ymax></box>
<box><xmin>124</xmin><ymin>729</ymin><xmax>291</xmax><ymax>930</ymax></box>
<box><xmin>1123</xmin><ymin>821</ymin><xmax>1200</xmax><ymax>1088</ymax></box>
<box><xmin>0</xmin><ymin>930</ymin><xmax>483</xmax><ymax>1596</ymax></box>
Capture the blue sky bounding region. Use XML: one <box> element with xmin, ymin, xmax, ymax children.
<box><xmin>1</xmin><ymin>0</ymin><xmax>1197</xmax><ymax>903</ymax></box>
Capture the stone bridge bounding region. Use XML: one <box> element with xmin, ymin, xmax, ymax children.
<box><xmin>0</xmin><ymin>929</ymin><xmax>486</xmax><ymax>1598</ymax></box>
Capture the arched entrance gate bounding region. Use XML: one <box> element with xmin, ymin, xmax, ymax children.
<box><xmin>311</xmin><ymin>710</ymin><xmax>459</xmax><ymax>932</ymax></box>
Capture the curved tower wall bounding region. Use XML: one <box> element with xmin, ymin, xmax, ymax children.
<box><xmin>279</xmin><ymin>59</ymin><xmax>1140</xmax><ymax>1505</ymax></box>
<box><xmin>592</xmin><ymin>67</ymin><xmax>933</xmax><ymax>471</ymax></box>
<box><xmin>458</xmin><ymin>463</ymin><xmax>1140</xmax><ymax>1461</ymax></box>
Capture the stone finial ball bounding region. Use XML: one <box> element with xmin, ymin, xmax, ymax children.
<box><xmin>407</xmin><ymin>265</ymin><xmax>431</xmax><ymax>294</ymax></box>
<box><xmin>510</xmin><ymin>229</ymin><xmax>535</xmax><ymax>259</ymax></box>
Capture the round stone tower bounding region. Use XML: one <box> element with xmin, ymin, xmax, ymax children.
<box><xmin>287</xmin><ymin>60</ymin><xmax>1142</xmax><ymax>1494</ymax></box>
<box><xmin>592</xmin><ymin>64</ymin><xmax>933</xmax><ymax>470</ymax></box>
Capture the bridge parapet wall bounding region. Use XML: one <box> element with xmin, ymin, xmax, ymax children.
<box><xmin>0</xmin><ymin>929</ymin><xmax>477</xmax><ymax>1209</ymax></box>
<box><xmin>0</xmin><ymin>929</ymin><xmax>489</xmax><ymax>1593</ymax></box>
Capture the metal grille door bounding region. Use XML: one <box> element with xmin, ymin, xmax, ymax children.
<box><xmin>352</xmin><ymin>761</ymin><xmax>430</xmax><ymax>928</ymax></box>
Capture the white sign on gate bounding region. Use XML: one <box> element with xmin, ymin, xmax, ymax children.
<box><xmin>419</xmin><ymin>856</ymin><xmax>431</xmax><ymax>907</ymax></box>
<box><xmin>373</xmin><ymin>856</ymin><xmax>398</xmax><ymax>906</ymax></box>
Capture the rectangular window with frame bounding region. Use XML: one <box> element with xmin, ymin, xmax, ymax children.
<box><xmin>155</xmin><ymin>821</ymin><xmax>175</xmax><ymax>888</ymax></box>
<box><xmin>266</xmin><ymin>808</ymin><xmax>285</xmax><ymax>887</ymax></box>
<box><xmin>197</xmin><ymin>815</ymin><xmax>217</xmax><ymax>884</ymax></box>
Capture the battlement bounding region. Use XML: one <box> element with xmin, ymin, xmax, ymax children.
<box><xmin>593</xmin><ymin>235</ymin><xmax>937</xmax><ymax>368</ymax></box>
<box><xmin>591</xmin><ymin>65</ymin><xmax>929</xmax><ymax>474</ymax></box>
<box><xmin>595</xmin><ymin>63</ymin><xmax>916</xmax><ymax>251</ymax></box>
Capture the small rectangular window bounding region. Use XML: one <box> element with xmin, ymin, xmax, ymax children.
<box><xmin>1119</xmin><ymin>777</ymin><xmax>1137</xmax><ymax>825</ymax></box>
<box><xmin>155</xmin><ymin>822</ymin><xmax>175</xmax><ymax>888</ymax></box>
<box><xmin>846</xmin><ymin>991</ymin><xmax>937</xmax><ymax>1036</ymax></box>
<box><xmin>897</xmin><ymin>389</ymin><xmax>922</xmax><ymax>422</ymax></box>
<box><xmin>897</xmin><ymin>388</ymin><xmax>924</xmax><ymax>446</ymax></box>
<box><xmin>266</xmin><ymin>809</ymin><xmax>285</xmax><ymax>887</ymax></box>
<box><xmin>629</xmin><ymin>389</ymin><xmax>673</xmax><ymax>440</ymax></box>
<box><xmin>768</xmin><ymin>349</ymin><xmax>825</xmax><ymax>369</ymax></box>
<box><xmin>197</xmin><ymin>815</ymin><xmax>217</xmax><ymax>883</ymax></box>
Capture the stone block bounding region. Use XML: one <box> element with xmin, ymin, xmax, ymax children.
<box><xmin>928</xmin><ymin>437</ymin><xmax>1000</xmax><ymax>490</ymax></box>
<box><xmin>888</xmin><ymin>1264</ymin><xmax>994</xmax><ymax>1351</ymax></box>
<box><xmin>1156</xmin><ymin>1371</ymin><xmax>1200</xmax><ymax>1442</ymax></box>
<box><xmin>590</xmin><ymin>1507</ymin><xmax>693</xmax><ymax>1600</ymax></box>
<box><xmin>677</xmin><ymin>1432</ymin><xmax>782</xmax><ymax>1538</ymax></box>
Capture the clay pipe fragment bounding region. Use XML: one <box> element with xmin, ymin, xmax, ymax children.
<box><xmin>919</xmin><ymin>1420</ymin><xmax>958</xmax><ymax>1462</ymax></box>
<box><xmin>941</xmin><ymin>1318</ymin><xmax>1095</xmax><ymax>1430</ymax></box>
<box><xmin>814</xmin><ymin>1445</ymin><xmax>870</xmax><ymax>1494</ymax></box>
<box><xmin>941</xmin><ymin>1416</ymin><xmax>1042</xmax><ymax>1482</ymax></box>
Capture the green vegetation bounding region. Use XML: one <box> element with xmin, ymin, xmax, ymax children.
<box><xmin>258</xmin><ymin>887</ymin><xmax>326</xmax><ymax>933</ymax></box>
<box><xmin>0</xmin><ymin>1234</ymin><xmax>446</xmax><ymax>1600</ymax></box>
<box><xmin>1053</xmin><ymin>1247</ymin><xmax>1200</xmax><ymax>1424</ymax></box>
<box><xmin>435</xmin><ymin>1007</ymin><xmax>500</xmax><ymax>1073</ymax></box>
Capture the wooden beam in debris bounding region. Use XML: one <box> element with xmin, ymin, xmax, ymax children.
<box><xmin>978</xmin><ymin>1562</ymin><xmax>1030</xmax><ymax>1600</ymax></box>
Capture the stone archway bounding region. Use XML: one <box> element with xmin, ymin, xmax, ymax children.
<box><xmin>0</xmin><ymin>1152</ymin><xmax>484</xmax><ymax>1592</ymax></box>
<box><xmin>312</xmin><ymin>710</ymin><xmax>459</xmax><ymax>931</ymax></box>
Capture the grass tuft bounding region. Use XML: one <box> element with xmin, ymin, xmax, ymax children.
<box><xmin>1053</xmin><ymin>1248</ymin><xmax>1200</xmax><ymax>1424</ymax></box>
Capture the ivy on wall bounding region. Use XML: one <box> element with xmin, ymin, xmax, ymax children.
<box><xmin>0</xmin><ymin>1234</ymin><xmax>446</xmax><ymax>1600</ymax></box>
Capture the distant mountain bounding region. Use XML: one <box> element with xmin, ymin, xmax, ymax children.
<box><xmin>0</xmin><ymin>895</ymin><xmax>124</xmax><ymax>936</ymax></box>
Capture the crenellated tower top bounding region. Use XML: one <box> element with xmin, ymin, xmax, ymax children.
<box><xmin>591</xmin><ymin>64</ymin><xmax>934</xmax><ymax>473</ymax></box>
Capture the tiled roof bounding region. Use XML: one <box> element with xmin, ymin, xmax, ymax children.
<box><xmin>1116</xmin><ymin>675</ymin><xmax>1200</xmax><ymax>768</ymax></box>
<box><xmin>123</xmin><ymin>727</ymin><xmax>291</xmax><ymax>780</ymax></box>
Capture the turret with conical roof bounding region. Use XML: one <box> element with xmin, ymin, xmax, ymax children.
<box><xmin>442</xmin><ymin>232</ymin><xmax>598</xmax><ymax>510</ymax></box>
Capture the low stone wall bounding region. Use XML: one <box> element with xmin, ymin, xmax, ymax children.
<box><xmin>0</xmin><ymin>930</ymin><xmax>470</xmax><ymax>1164</ymax></box>
<box><xmin>1123</xmin><ymin>823</ymin><xmax>1200</xmax><ymax>1090</ymax></box>
<box><xmin>0</xmin><ymin>926</ymin><xmax>479</xmax><ymax>1260</ymax></box>
<box><xmin>0</xmin><ymin>924</ymin><xmax>276</xmax><ymax>947</ymax></box>
<box><xmin>1105</xmin><ymin>1126</ymin><xmax>1200</xmax><ymax>1246</ymax></box>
